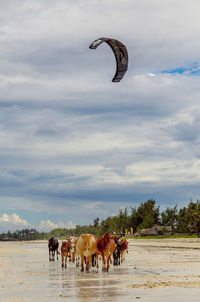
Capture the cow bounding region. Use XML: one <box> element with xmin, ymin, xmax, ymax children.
<box><xmin>66</xmin><ymin>236</ymin><xmax>80</xmax><ymax>266</ymax></box>
<box><xmin>98</xmin><ymin>233</ymin><xmax>115</xmax><ymax>272</ymax></box>
<box><xmin>120</xmin><ymin>238</ymin><xmax>128</xmax><ymax>263</ymax></box>
<box><xmin>69</xmin><ymin>236</ymin><xmax>77</xmax><ymax>263</ymax></box>
<box><xmin>48</xmin><ymin>237</ymin><xmax>60</xmax><ymax>261</ymax></box>
<box><xmin>61</xmin><ymin>240</ymin><xmax>71</xmax><ymax>268</ymax></box>
<box><xmin>76</xmin><ymin>234</ymin><xmax>99</xmax><ymax>272</ymax></box>
<box><xmin>113</xmin><ymin>238</ymin><xmax>121</xmax><ymax>266</ymax></box>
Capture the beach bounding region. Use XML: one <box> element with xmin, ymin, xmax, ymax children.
<box><xmin>1</xmin><ymin>238</ymin><xmax>200</xmax><ymax>301</ymax></box>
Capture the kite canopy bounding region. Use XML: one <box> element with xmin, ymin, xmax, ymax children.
<box><xmin>89</xmin><ymin>37</ymin><xmax>128</xmax><ymax>82</ymax></box>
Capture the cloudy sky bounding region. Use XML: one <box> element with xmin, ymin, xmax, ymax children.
<box><xmin>0</xmin><ymin>0</ymin><xmax>200</xmax><ymax>232</ymax></box>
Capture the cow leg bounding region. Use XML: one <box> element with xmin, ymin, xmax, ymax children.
<box><xmin>81</xmin><ymin>255</ymin><xmax>84</xmax><ymax>272</ymax></box>
<box><xmin>102</xmin><ymin>253</ymin><xmax>106</xmax><ymax>271</ymax></box>
<box><xmin>107</xmin><ymin>254</ymin><xmax>111</xmax><ymax>272</ymax></box>
<box><xmin>61</xmin><ymin>254</ymin><xmax>64</xmax><ymax>268</ymax></box>
<box><xmin>65</xmin><ymin>255</ymin><xmax>67</xmax><ymax>268</ymax></box>
<box><xmin>86</xmin><ymin>256</ymin><xmax>90</xmax><ymax>272</ymax></box>
<box><xmin>89</xmin><ymin>255</ymin><xmax>92</xmax><ymax>269</ymax></box>
<box><xmin>113</xmin><ymin>254</ymin><xmax>116</xmax><ymax>266</ymax></box>
<box><xmin>76</xmin><ymin>254</ymin><xmax>80</xmax><ymax>267</ymax></box>
<box><xmin>118</xmin><ymin>251</ymin><xmax>121</xmax><ymax>265</ymax></box>
<box><xmin>56</xmin><ymin>249</ymin><xmax>59</xmax><ymax>260</ymax></box>
<box><xmin>121</xmin><ymin>251</ymin><xmax>124</xmax><ymax>263</ymax></box>
<box><xmin>96</xmin><ymin>252</ymin><xmax>99</xmax><ymax>269</ymax></box>
<box><xmin>49</xmin><ymin>250</ymin><xmax>51</xmax><ymax>261</ymax></box>
<box><xmin>72</xmin><ymin>251</ymin><xmax>75</xmax><ymax>262</ymax></box>
<box><xmin>92</xmin><ymin>254</ymin><xmax>94</xmax><ymax>267</ymax></box>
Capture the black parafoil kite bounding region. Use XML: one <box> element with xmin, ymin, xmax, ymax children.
<box><xmin>89</xmin><ymin>37</ymin><xmax>128</xmax><ymax>82</ymax></box>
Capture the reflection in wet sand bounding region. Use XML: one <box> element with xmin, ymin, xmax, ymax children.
<box><xmin>2</xmin><ymin>240</ymin><xmax>200</xmax><ymax>302</ymax></box>
<box><xmin>52</xmin><ymin>263</ymin><xmax>120</xmax><ymax>302</ymax></box>
<box><xmin>74</xmin><ymin>276</ymin><xmax>118</xmax><ymax>302</ymax></box>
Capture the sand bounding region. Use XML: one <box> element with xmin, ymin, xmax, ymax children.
<box><xmin>1</xmin><ymin>238</ymin><xmax>200</xmax><ymax>301</ymax></box>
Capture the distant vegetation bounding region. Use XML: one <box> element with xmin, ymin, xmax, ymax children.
<box><xmin>1</xmin><ymin>199</ymin><xmax>200</xmax><ymax>241</ymax></box>
<box><xmin>0</xmin><ymin>228</ymin><xmax>45</xmax><ymax>241</ymax></box>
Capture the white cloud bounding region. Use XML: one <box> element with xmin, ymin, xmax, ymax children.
<box><xmin>37</xmin><ymin>219</ymin><xmax>76</xmax><ymax>232</ymax></box>
<box><xmin>0</xmin><ymin>212</ymin><xmax>76</xmax><ymax>233</ymax></box>
<box><xmin>0</xmin><ymin>213</ymin><xmax>28</xmax><ymax>225</ymax></box>
<box><xmin>0</xmin><ymin>213</ymin><xmax>29</xmax><ymax>232</ymax></box>
<box><xmin>0</xmin><ymin>0</ymin><xmax>200</xmax><ymax>231</ymax></box>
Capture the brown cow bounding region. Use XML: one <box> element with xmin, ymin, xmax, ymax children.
<box><xmin>120</xmin><ymin>238</ymin><xmax>128</xmax><ymax>263</ymax></box>
<box><xmin>61</xmin><ymin>240</ymin><xmax>71</xmax><ymax>268</ymax></box>
<box><xmin>76</xmin><ymin>234</ymin><xmax>99</xmax><ymax>272</ymax></box>
<box><xmin>98</xmin><ymin>233</ymin><xmax>115</xmax><ymax>272</ymax></box>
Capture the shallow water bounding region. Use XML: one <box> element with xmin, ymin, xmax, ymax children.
<box><xmin>1</xmin><ymin>240</ymin><xmax>200</xmax><ymax>302</ymax></box>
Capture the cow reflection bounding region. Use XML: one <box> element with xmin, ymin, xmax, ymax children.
<box><xmin>74</xmin><ymin>278</ymin><xmax>118</xmax><ymax>302</ymax></box>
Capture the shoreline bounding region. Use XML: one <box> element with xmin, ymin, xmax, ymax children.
<box><xmin>1</xmin><ymin>238</ymin><xmax>200</xmax><ymax>301</ymax></box>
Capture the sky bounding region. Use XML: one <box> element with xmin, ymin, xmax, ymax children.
<box><xmin>0</xmin><ymin>0</ymin><xmax>200</xmax><ymax>233</ymax></box>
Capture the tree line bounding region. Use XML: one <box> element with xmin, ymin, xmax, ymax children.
<box><xmin>1</xmin><ymin>199</ymin><xmax>200</xmax><ymax>240</ymax></box>
<box><xmin>0</xmin><ymin>228</ymin><xmax>44</xmax><ymax>241</ymax></box>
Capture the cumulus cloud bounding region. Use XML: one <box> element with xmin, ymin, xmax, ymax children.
<box><xmin>0</xmin><ymin>213</ymin><xmax>29</xmax><ymax>232</ymax></box>
<box><xmin>0</xmin><ymin>212</ymin><xmax>76</xmax><ymax>233</ymax></box>
<box><xmin>0</xmin><ymin>213</ymin><xmax>28</xmax><ymax>225</ymax></box>
<box><xmin>0</xmin><ymin>0</ymin><xmax>200</xmax><ymax>231</ymax></box>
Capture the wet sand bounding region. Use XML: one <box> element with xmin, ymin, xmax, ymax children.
<box><xmin>1</xmin><ymin>238</ymin><xmax>200</xmax><ymax>301</ymax></box>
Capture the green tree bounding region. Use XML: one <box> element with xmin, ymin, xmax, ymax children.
<box><xmin>136</xmin><ymin>200</ymin><xmax>160</xmax><ymax>230</ymax></box>
<box><xmin>161</xmin><ymin>205</ymin><xmax>178</xmax><ymax>231</ymax></box>
<box><xmin>187</xmin><ymin>201</ymin><xmax>200</xmax><ymax>233</ymax></box>
<box><xmin>115</xmin><ymin>208</ymin><xmax>130</xmax><ymax>233</ymax></box>
<box><xmin>93</xmin><ymin>218</ymin><xmax>100</xmax><ymax>227</ymax></box>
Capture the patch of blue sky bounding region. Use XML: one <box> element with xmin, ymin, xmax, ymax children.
<box><xmin>161</xmin><ymin>62</ymin><xmax>200</xmax><ymax>76</ymax></box>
